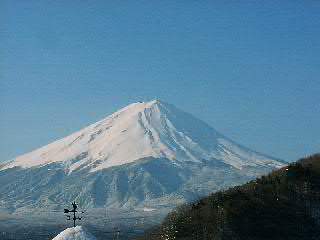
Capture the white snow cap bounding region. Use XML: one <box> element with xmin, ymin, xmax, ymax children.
<box><xmin>2</xmin><ymin>99</ymin><xmax>284</xmax><ymax>172</ymax></box>
<box><xmin>52</xmin><ymin>226</ymin><xmax>97</xmax><ymax>240</ymax></box>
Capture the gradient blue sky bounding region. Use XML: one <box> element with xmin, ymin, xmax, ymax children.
<box><xmin>1</xmin><ymin>1</ymin><xmax>319</xmax><ymax>162</ymax></box>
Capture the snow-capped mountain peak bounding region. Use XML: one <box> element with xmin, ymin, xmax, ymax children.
<box><xmin>2</xmin><ymin>100</ymin><xmax>284</xmax><ymax>173</ymax></box>
<box><xmin>0</xmin><ymin>100</ymin><xmax>285</xmax><ymax>212</ymax></box>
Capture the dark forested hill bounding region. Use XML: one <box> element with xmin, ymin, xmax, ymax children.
<box><xmin>138</xmin><ymin>154</ymin><xmax>320</xmax><ymax>240</ymax></box>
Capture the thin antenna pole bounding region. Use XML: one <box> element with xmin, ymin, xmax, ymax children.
<box><xmin>73</xmin><ymin>208</ymin><xmax>76</xmax><ymax>227</ymax></box>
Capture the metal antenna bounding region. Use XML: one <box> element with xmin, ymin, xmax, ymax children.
<box><xmin>64</xmin><ymin>201</ymin><xmax>84</xmax><ymax>227</ymax></box>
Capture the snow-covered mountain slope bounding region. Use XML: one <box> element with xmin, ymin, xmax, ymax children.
<box><xmin>2</xmin><ymin>100</ymin><xmax>283</xmax><ymax>172</ymax></box>
<box><xmin>52</xmin><ymin>226</ymin><xmax>96</xmax><ymax>240</ymax></box>
<box><xmin>0</xmin><ymin>100</ymin><xmax>285</xmax><ymax>211</ymax></box>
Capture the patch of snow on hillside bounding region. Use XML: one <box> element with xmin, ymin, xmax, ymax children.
<box><xmin>52</xmin><ymin>226</ymin><xmax>96</xmax><ymax>240</ymax></box>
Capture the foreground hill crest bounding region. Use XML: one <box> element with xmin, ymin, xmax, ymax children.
<box><xmin>52</xmin><ymin>226</ymin><xmax>97</xmax><ymax>240</ymax></box>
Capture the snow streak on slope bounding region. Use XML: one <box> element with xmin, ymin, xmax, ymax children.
<box><xmin>2</xmin><ymin>100</ymin><xmax>284</xmax><ymax>173</ymax></box>
<box><xmin>52</xmin><ymin>226</ymin><xmax>97</xmax><ymax>240</ymax></box>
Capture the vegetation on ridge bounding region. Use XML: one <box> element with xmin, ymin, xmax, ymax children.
<box><xmin>138</xmin><ymin>154</ymin><xmax>320</xmax><ymax>240</ymax></box>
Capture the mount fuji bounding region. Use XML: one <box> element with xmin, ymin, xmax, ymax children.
<box><xmin>0</xmin><ymin>100</ymin><xmax>285</xmax><ymax>212</ymax></box>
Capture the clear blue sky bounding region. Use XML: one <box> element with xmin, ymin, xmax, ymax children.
<box><xmin>1</xmin><ymin>1</ymin><xmax>319</xmax><ymax>162</ymax></box>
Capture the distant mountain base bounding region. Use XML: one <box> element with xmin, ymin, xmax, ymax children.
<box><xmin>0</xmin><ymin>207</ymin><xmax>167</xmax><ymax>240</ymax></box>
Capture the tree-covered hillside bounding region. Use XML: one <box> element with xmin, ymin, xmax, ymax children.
<box><xmin>138</xmin><ymin>154</ymin><xmax>320</xmax><ymax>240</ymax></box>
